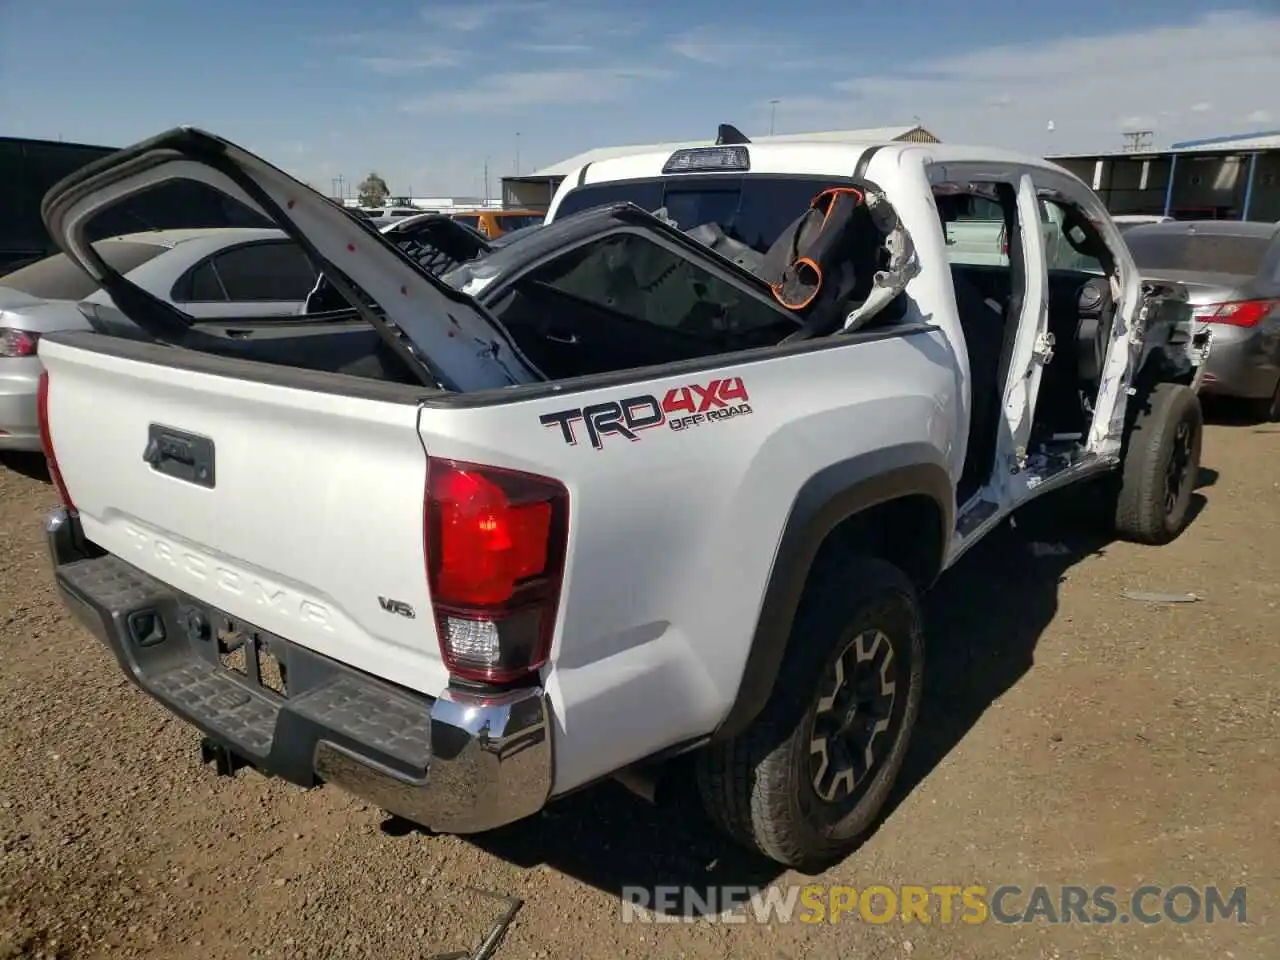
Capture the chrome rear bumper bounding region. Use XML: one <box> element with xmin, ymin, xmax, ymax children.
<box><xmin>46</xmin><ymin>507</ymin><xmax>552</xmax><ymax>833</ymax></box>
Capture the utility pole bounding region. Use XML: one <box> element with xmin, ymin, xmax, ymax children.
<box><xmin>769</xmin><ymin>99</ymin><xmax>780</xmax><ymax>136</ymax></box>
<box><xmin>335</xmin><ymin>174</ymin><xmax>345</xmax><ymax>203</ymax></box>
<box><xmin>515</xmin><ymin>132</ymin><xmax>521</xmax><ymax>176</ymax></box>
<box><xmin>483</xmin><ymin>156</ymin><xmax>490</xmax><ymax>204</ymax></box>
<box><xmin>1121</xmin><ymin>130</ymin><xmax>1154</xmax><ymax>153</ymax></box>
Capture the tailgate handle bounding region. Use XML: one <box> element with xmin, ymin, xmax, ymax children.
<box><xmin>143</xmin><ymin>425</ymin><xmax>216</xmax><ymax>488</ymax></box>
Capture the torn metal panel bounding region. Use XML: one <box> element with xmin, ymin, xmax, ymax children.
<box><xmin>842</xmin><ymin>189</ymin><xmax>921</xmax><ymax>333</ymax></box>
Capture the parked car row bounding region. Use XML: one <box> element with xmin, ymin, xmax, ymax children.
<box><xmin>350</xmin><ymin>204</ymin><xmax>545</xmax><ymax>238</ymax></box>
<box><xmin>1120</xmin><ymin>220</ymin><xmax>1280</xmax><ymax>421</ymax></box>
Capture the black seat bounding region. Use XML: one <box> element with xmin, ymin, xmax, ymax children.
<box><xmin>952</xmin><ymin>269</ymin><xmax>1008</xmax><ymax>500</ymax></box>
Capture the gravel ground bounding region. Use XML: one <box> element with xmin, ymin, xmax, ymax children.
<box><xmin>1</xmin><ymin>415</ymin><xmax>1277</xmax><ymax>960</ymax></box>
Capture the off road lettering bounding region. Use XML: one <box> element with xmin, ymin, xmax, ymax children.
<box><xmin>541</xmin><ymin>378</ymin><xmax>753</xmax><ymax>449</ymax></box>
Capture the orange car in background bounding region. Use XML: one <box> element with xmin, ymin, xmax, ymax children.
<box><xmin>449</xmin><ymin>209</ymin><xmax>543</xmax><ymax>238</ymax></box>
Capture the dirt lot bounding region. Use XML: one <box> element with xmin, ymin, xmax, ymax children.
<box><xmin>1</xmin><ymin>414</ymin><xmax>1277</xmax><ymax>960</ymax></box>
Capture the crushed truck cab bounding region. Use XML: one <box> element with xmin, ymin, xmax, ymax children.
<box><xmin>39</xmin><ymin>126</ymin><xmax>1206</xmax><ymax>868</ymax></box>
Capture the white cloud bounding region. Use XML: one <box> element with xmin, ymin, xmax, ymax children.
<box><xmin>419</xmin><ymin>0</ymin><xmax>631</xmax><ymax>42</ymax></box>
<box><xmin>669</xmin><ymin>27</ymin><xmax>767</xmax><ymax>65</ymax></box>
<box><xmin>422</xmin><ymin>1</ymin><xmax>546</xmax><ymax>32</ymax></box>
<box><xmin>1244</xmin><ymin>109</ymin><xmax>1274</xmax><ymax>125</ymax></box>
<box><xmin>1118</xmin><ymin>114</ymin><xmax>1158</xmax><ymax>131</ymax></box>
<box><xmin>354</xmin><ymin>52</ymin><xmax>464</xmax><ymax>74</ymax></box>
<box><xmin>400</xmin><ymin>66</ymin><xmax>672</xmax><ymax>113</ymax></box>
<box><xmin>1190</xmin><ymin>102</ymin><xmax>1212</xmax><ymax>113</ymax></box>
<box><xmin>524</xmin><ymin>6</ymin><xmax>644</xmax><ymax>44</ymax></box>
<box><xmin>517</xmin><ymin>42</ymin><xmax>593</xmax><ymax>54</ymax></box>
<box><xmin>768</xmin><ymin>10</ymin><xmax>1280</xmax><ymax>152</ymax></box>
<box><xmin>668</xmin><ymin>26</ymin><xmax>837</xmax><ymax>71</ymax></box>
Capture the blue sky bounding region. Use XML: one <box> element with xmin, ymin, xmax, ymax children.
<box><xmin>2</xmin><ymin>1</ymin><xmax>1277</xmax><ymax>197</ymax></box>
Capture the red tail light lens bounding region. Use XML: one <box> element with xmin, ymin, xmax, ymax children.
<box><xmin>1194</xmin><ymin>298</ymin><xmax>1277</xmax><ymax>328</ymax></box>
<box><xmin>425</xmin><ymin>458</ymin><xmax>568</xmax><ymax>683</ymax></box>
<box><xmin>37</xmin><ymin>370</ymin><xmax>76</xmax><ymax>511</ymax></box>
<box><xmin>0</xmin><ymin>329</ymin><xmax>40</xmax><ymax>358</ymax></box>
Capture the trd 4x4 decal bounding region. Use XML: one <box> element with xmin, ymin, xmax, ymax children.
<box><xmin>540</xmin><ymin>377</ymin><xmax>752</xmax><ymax>450</ymax></box>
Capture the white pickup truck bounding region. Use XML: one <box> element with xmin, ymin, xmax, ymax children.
<box><xmin>39</xmin><ymin>128</ymin><xmax>1208</xmax><ymax>869</ymax></box>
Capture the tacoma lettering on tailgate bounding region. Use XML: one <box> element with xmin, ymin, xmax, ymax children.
<box><xmin>120</xmin><ymin>524</ymin><xmax>334</xmax><ymax>630</ymax></box>
<box><xmin>540</xmin><ymin>376</ymin><xmax>752</xmax><ymax>450</ymax></box>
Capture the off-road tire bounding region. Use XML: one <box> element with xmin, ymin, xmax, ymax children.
<box><xmin>695</xmin><ymin>556</ymin><xmax>924</xmax><ymax>870</ymax></box>
<box><xmin>1114</xmin><ymin>382</ymin><xmax>1203</xmax><ymax>545</ymax></box>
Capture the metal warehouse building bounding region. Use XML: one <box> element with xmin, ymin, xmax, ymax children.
<box><xmin>1050</xmin><ymin>130</ymin><xmax>1280</xmax><ymax>222</ymax></box>
<box><xmin>500</xmin><ymin>124</ymin><xmax>940</xmax><ymax>211</ymax></box>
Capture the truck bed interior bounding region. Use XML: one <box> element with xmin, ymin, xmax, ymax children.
<box><xmin>87</xmin><ymin>309</ymin><xmax>428</xmax><ymax>386</ymax></box>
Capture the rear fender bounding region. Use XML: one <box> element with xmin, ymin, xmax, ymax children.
<box><xmin>712</xmin><ymin>445</ymin><xmax>953</xmax><ymax>742</ymax></box>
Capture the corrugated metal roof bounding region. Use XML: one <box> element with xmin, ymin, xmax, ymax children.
<box><xmin>1050</xmin><ymin>138</ymin><xmax>1280</xmax><ymax>163</ymax></box>
<box><xmin>1171</xmin><ymin>130</ymin><xmax>1280</xmax><ymax>152</ymax></box>
<box><xmin>526</xmin><ymin>125</ymin><xmax>939</xmax><ymax>178</ymax></box>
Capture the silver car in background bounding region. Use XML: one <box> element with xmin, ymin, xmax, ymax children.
<box><xmin>1123</xmin><ymin>220</ymin><xmax>1280</xmax><ymax>421</ymax></box>
<box><xmin>0</xmin><ymin>227</ymin><xmax>318</xmax><ymax>451</ymax></box>
<box><xmin>1112</xmin><ymin>214</ymin><xmax>1176</xmax><ymax>232</ymax></box>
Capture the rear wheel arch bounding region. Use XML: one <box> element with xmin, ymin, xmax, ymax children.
<box><xmin>712</xmin><ymin>447</ymin><xmax>952</xmax><ymax>742</ymax></box>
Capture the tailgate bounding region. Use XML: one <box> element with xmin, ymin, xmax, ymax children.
<box><xmin>39</xmin><ymin>333</ymin><xmax>449</xmax><ymax>695</ymax></box>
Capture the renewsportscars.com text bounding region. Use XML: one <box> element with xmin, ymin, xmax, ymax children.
<box><xmin>620</xmin><ymin>884</ymin><xmax>1248</xmax><ymax>926</ymax></box>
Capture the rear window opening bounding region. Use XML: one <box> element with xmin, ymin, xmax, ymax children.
<box><xmin>555</xmin><ymin>176</ymin><xmax>860</xmax><ymax>255</ymax></box>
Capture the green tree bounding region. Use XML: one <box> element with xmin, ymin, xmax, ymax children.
<box><xmin>357</xmin><ymin>172</ymin><xmax>390</xmax><ymax>207</ymax></box>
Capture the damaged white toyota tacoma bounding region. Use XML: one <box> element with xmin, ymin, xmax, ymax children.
<box><xmin>38</xmin><ymin>126</ymin><xmax>1208</xmax><ymax>869</ymax></box>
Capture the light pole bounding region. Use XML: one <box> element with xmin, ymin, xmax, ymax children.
<box><xmin>769</xmin><ymin>99</ymin><xmax>781</xmax><ymax>136</ymax></box>
<box><xmin>515</xmin><ymin>132</ymin><xmax>521</xmax><ymax>177</ymax></box>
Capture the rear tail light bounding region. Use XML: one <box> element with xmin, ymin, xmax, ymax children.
<box><xmin>37</xmin><ymin>370</ymin><xmax>76</xmax><ymax>511</ymax></box>
<box><xmin>0</xmin><ymin>329</ymin><xmax>39</xmax><ymax>358</ymax></box>
<box><xmin>425</xmin><ymin>458</ymin><xmax>568</xmax><ymax>684</ymax></box>
<box><xmin>1192</xmin><ymin>298</ymin><xmax>1277</xmax><ymax>328</ymax></box>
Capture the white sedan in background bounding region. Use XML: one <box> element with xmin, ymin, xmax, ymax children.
<box><xmin>0</xmin><ymin>227</ymin><xmax>318</xmax><ymax>451</ymax></box>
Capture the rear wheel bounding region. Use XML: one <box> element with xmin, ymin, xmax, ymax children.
<box><xmin>1113</xmin><ymin>382</ymin><xmax>1203</xmax><ymax>544</ymax></box>
<box><xmin>695</xmin><ymin>556</ymin><xmax>923</xmax><ymax>870</ymax></box>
